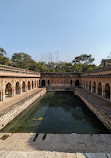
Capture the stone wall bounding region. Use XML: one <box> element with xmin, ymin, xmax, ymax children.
<box><xmin>40</xmin><ymin>73</ymin><xmax>80</xmax><ymax>90</ymax></box>
<box><xmin>75</xmin><ymin>89</ymin><xmax>111</xmax><ymax>131</ymax></box>
<box><xmin>0</xmin><ymin>88</ymin><xmax>46</xmax><ymax>130</ymax></box>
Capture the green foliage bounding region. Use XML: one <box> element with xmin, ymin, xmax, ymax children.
<box><xmin>11</xmin><ymin>52</ymin><xmax>36</xmax><ymax>69</ymax></box>
<box><xmin>0</xmin><ymin>48</ymin><xmax>99</xmax><ymax>73</ymax></box>
<box><xmin>73</xmin><ymin>54</ymin><xmax>95</xmax><ymax>65</ymax></box>
<box><xmin>0</xmin><ymin>48</ymin><xmax>10</xmax><ymax>65</ymax></box>
<box><xmin>0</xmin><ymin>48</ymin><xmax>6</xmax><ymax>56</ymax></box>
<box><xmin>0</xmin><ymin>56</ymin><xmax>10</xmax><ymax>65</ymax></box>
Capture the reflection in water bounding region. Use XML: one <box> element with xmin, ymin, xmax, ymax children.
<box><xmin>1</xmin><ymin>91</ymin><xmax>110</xmax><ymax>134</ymax></box>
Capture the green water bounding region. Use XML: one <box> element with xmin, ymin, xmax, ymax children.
<box><xmin>1</xmin><ymin>91</ymin><xmax>110</xmax><ymax>134</ymax></box>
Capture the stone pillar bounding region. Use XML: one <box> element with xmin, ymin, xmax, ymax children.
<box><xmin>1</xmin><ymin>79</ymin><xmax>5</xmax><ymax>101</ymax></box>
<box><xmin>91</xmin><ymin>85</ymin><xmax>93</xmax><ymax>93</ymax></box>
<box><xmin>110</xmin><ymin>88</ymin><xmax>111</xmax><ymax>101</ymax></box>
<box><xmin>33</xmin><ymin>81</ymin><xmax>35</xmax><ymax>89</ymax></box>
<box><xmin>12</xmin><ymin>79</ymin><xmax>15</xmax><ymax>96</ymax></box>
<box><xmin>37</xmin><ymin>80</ymin><xmax>38</xmax><ymax>87</ymax></box>
<box><xmin>0</xmin><ymin>91</ymin><xmax>2</xmax><ymax>101</ymax></box>
<box><xmin>46</xmin><ymin>80</ymin><xmax>48</xmax><ymax>87</ymax></box>
<box><xmin>35</xmin><ymin>82</ymin><xmax>36</xmax><ymax>88</ymax></box>
<box><xmin>25</xmin><ymin>83</ymin><xmax>28</xmax><ymax>92</ymax></box>
<box><xmin>19</xmin><ymin>81</ymin><xmax>22</xmax><ymax>93</ymax></box>
<box><xmin>2</xmin><ymin>89</ymin><xmax>5</xmax><ymax>101</ymax></box>
<box><xmin>12</xmin><ymin>86</ymin><xmax>15</xmax><ymax>96</ymax></box>
<box><xmin>102</xmin><ymin>84</ymin><xmax>105</xmax><ymax>97</ymax></box>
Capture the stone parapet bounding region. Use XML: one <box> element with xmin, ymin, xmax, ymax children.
<box><xmin>0</xmin><ymin>88</ymin><xmax>46</xmax><ymax>130</ymax></box>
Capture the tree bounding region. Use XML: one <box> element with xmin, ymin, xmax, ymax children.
<box><xmin>0</xmin><ymin>48</ymin><xmax>6</xmax><ymax>56</ymax></box>
<box><xmin>0</xmin><ymin>48</ymin><xmax>10</xmax><ymax>65</ymax></box>
<box><xmin>72</xmin><ymin>54</ymin><xmax>95</xmax><ymax>65</ymax></box>
<box><xmin>71</xmin><ymin>54</ymin><xmax>97</xmax><ymax>73</ymax></box>
<box><xmin>11</xmin><ymin>52</ymin><xmax>34</xmax><ymax>69</ymax></box>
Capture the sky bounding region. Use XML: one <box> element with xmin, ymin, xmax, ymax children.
<box><xmin>0</xmin><ymin>0</ymin><xmax>111</xmax><ymax>65</ymax></box>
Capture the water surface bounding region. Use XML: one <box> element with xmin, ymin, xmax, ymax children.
<box><xmin>1</xmin><ymin>91</ymin><xmax>110</xmax><ymax>134</ymax></box>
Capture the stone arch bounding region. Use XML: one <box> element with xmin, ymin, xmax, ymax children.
<box><xmin>92</xmin><ymin>81</ymin><xmax>96</xmax><ymax>93</ymax></box>
<box><xmin>75</xmin><ymin>80</ymin><xmax>79</xmax><ymax>86</ymax></box>
<box><xmin>15</xmin><ymin>82</ymin><xmax>20</xmax><ymax>94</ymax></box>
<box><xmin>5</xmin><ymin>82</ymin><xmax>12</xmax><ymax>97</ymax></box>
<box><xmin>89</xmin><ymin>81</ymin><xmax>91</xmax><ymax>91</ymax></box>
<box><xmin>41</xmin><ymin>80</ymin><xmax>45</xmax><ymax>87</ymax></box>
<box><xmin>22</xmin><ymin>81</ymin><xmax>26</xmax><ymax>92</ymax></box>
<box><xmin>28</xmin><ymin>81</ymin><xmax>31</xmax><ymax>90</ymax></box>
<box><xmin>105</xmin><ymin>83</ymin><xmax>110</xmax><ymax>99</ymax></box>
<box><xmin>98</xmin><ymin>82</ymin><xmax>102</xmax><ymax>95</ymax></box>
<box><xmin>32</xmin><ymin>81</ymin><xmax>34</xmax><ymax>89</ymax></box>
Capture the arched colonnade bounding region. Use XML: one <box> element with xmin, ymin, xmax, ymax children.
<box><xmin>0</xmin><ymin>78</ymin><xmax>40</xmax><ymax>101</ymax></box>
<box><xmin>80</xmin><ymin>78</ymin><xmax>111</xmax><ymax>100</ymax></box>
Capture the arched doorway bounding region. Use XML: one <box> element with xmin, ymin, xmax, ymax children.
<box><xmin>22</xmin><ymin>81</ymin><xmax>26</xmax><ymax>92</ymax></box>
<box><xmin>41</xmin><ymin>80</ymin><xmax>45</xmax><ymax>87</ymax></box>
<box><xmin>89</xmin><ymin>81</ymin><xmax>91</xmax><ymax>91</ymax></box>
<box><xmin>92</xmin><ymin>81</ymin><xmax>96</xmax><ymax>93</ymax></box>
<box><xmin>70</xmin><ymin>80</ymin><xmax>72</xmax><ymax>86</ymax></box>
<box><xmin>98</xmin><ymin>82</ymin><xmax>102</xmax><ymax>95</ymax></box>
<box><xmin>16</xmin><ymin>82</ymin><xmax>20</xmax><ymax>94</ymax></box>
<box><xmin>105</xmin><ymin>83</ymin><xmax>110</xmax><ymax>99</ymax></box>
<box><xmin>32</xmin><ymin>81</ymin><xmax>34</xmax><ymax>89</ymax></box>
<box><xmin>28</xmin><ymin>81</ymin><xmax>31</xmax><ymax>90</ymax></box>
<box><xmin>84</xmin><ymin>81</ymin><xmax>85</xmax><ymax>88</ymax></box>
<box><xmin>48</xmin><ymin>80</ymin><xmax>50</xmax><ymax>86</ymax></box>
<box><xmin>75</xmin><ymin>80</ymin><xmax>79</xmax><ymax>86</ymax></box>
<box><xmin>5</xmin><ymin>83</ymin><xmax>12</xmax><ymax>97</ymax></box>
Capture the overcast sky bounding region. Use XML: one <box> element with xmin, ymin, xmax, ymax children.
<box><xmin>0</xmin><ymin>0</ymin><xmax>111</xmax><ymax>65</ymax></box>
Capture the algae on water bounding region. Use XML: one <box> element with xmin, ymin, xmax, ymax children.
<box><xmin>32</xmin><ymin>117</ymin><xmax>43</xmax><ymax>121</ymax></box>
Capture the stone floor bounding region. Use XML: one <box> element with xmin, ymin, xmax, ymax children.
<box><xmin>0</xmin><ymin>133</ymin><xmax>111</xmax><ymax>157</ymax></box>
<box><xmin>1</xmin><ymin>151</ymin><xmax>111</xmax><ymax>158</ymax></box>
<box><xmin>0</xmin><ymin>88</ymin><xmax>43</xmax><ymax>113</ymax></box>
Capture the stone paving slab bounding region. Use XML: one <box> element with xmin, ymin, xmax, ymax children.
<box><xmin>0</xmin><ymin>151</ymin><xmax>111</xmax><ymax>158</ymax></box>
<box><xmin>0</xmin><ymin>133</ymin><xmax>111</xmax><ymax>157</ymax></box>
<box><xmin>0</xmin><ymin>133</ymin><xmax>111</xmax><ymax>153</ymax></box>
